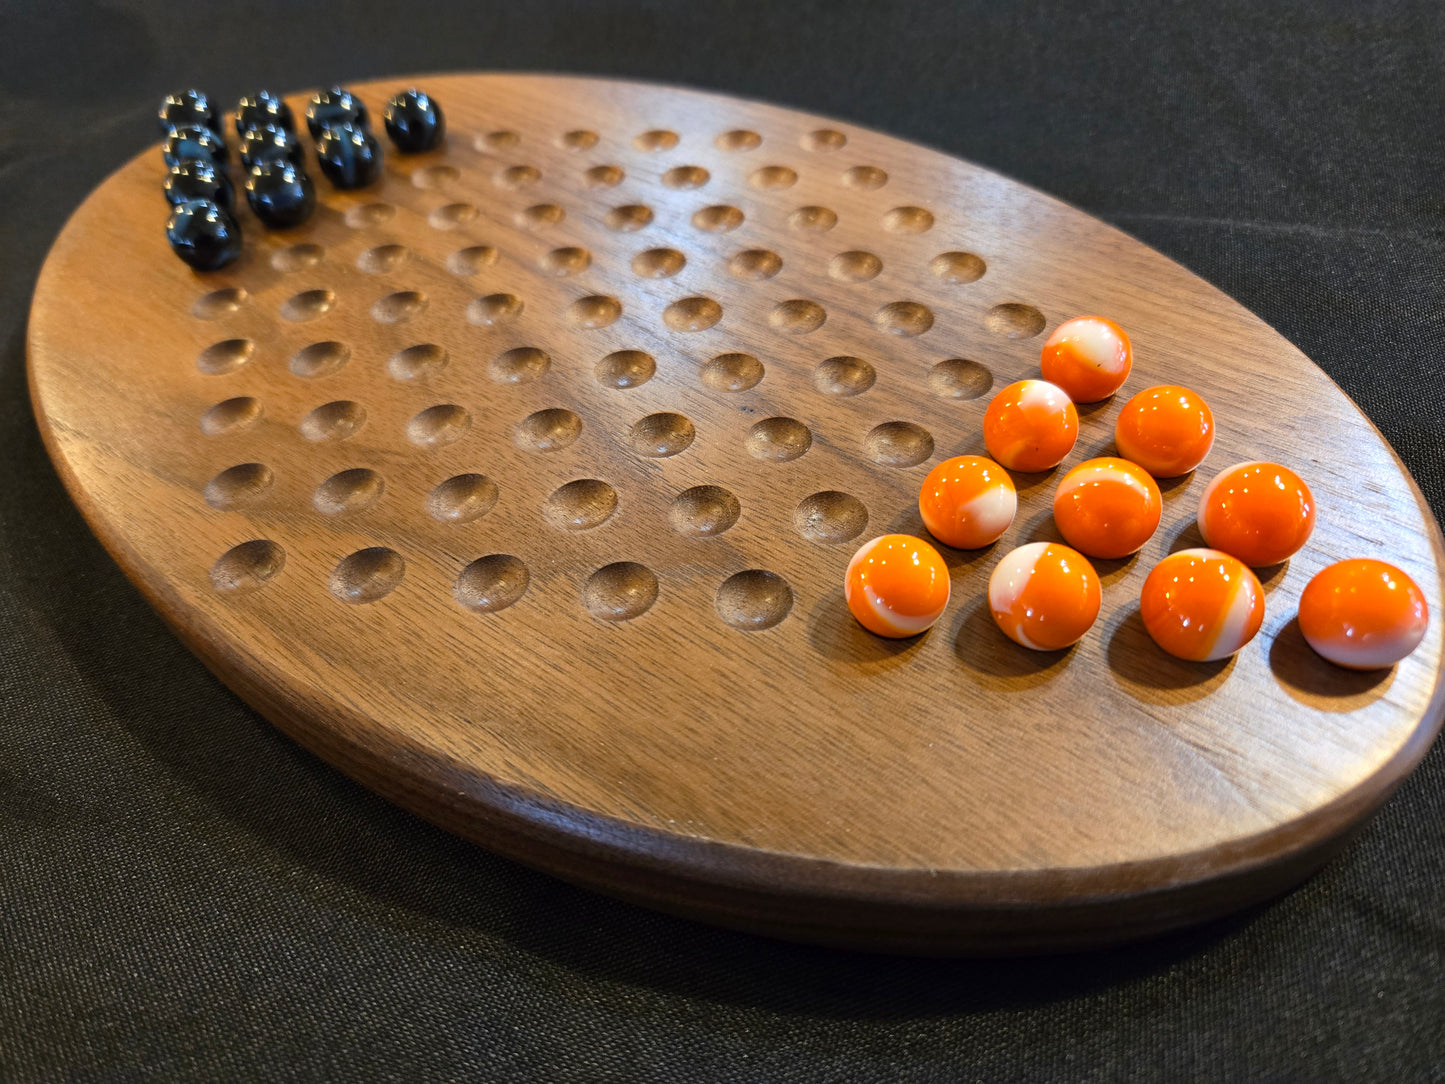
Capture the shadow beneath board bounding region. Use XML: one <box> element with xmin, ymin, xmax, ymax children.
<box><xmin>6</xmin><ymin>323</ymin><xmax>1290</xmax><ymax>1026</ymax></box>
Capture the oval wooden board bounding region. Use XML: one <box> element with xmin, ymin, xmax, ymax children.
<box><xmin>28</xmin><ymin>73</ymin><xmax>1445</xmax><ymax>953</ymax></box>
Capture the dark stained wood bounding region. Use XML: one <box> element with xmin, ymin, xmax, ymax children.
<box><xmin>27</xmin><ymin>74</ymin><xmax>1445</xmax><ymax>953</ymax></box>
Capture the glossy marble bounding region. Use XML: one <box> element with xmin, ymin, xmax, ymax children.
<box><xmin>165</xmin><ymin>199</ymin><xmax>241</xmax><ymax>271</ymax></box>
<box><xmin>845</xmin><ymin>535</ymin><xmax>951</xmax><ymax>638</ymax></box>
<box><xmin>383</xmin><ymin>89</ymin><xmax>445</xmax><ymax>152</ymax></box>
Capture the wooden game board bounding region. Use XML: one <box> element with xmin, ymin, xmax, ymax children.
<box><xmin>28</xmin><ymin>73</ymin><xmax>1445</xmax><ymax>953</ymax></box>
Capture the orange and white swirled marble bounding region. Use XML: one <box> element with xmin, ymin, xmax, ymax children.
<box><xmin>987</xmin><ymin>541</ymin><xmax>1102</xmax><ymax>650</ymax></box>
<box><xmin>918</xmin><ymin>455</ymin><xmax>1018</xmax><ymax>549</ymax></box>
<box><xmin>1198</xmin><ymin>461</ymin><xmax>1315</xmax><ymax>567</ymax></box>
<box><xmin>1298</xmin><ymin>558</ymin><xmax>1429</xmax><ymax>669</ymax></box>
<box><xmin>1040</xmin><ymin>315</ymin><xmax>1132</xmax><ymax>403</ymax></box>
<box><xmin>1052</xmin><ymin>456</ymin><xmax>1162</xmax><ymax>559</ymax></box>
<box><xmin>1140</xmin><ymin>548</ymin><xmax>1265</xmax><ymax>661</ymax></box>
<box><xmin>845</xmin><ymin>534</ymin><xmax>951</xmax><ymax>638</ymax></box>
<box><xmin>983</xmin><ymin>380</ymin><xmax>1079</xmax><ymax>472</ymax></box>
<box><xmin>1113</xmin><ymin>384</ymin><xmax>1215</xmax><ymax>478</ymax></box>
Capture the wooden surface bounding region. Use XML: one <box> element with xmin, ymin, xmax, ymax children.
<box><xmin>27</xmin><ymin>73</ymin><xmax>1445</xmax><ymax>954</ymax></box>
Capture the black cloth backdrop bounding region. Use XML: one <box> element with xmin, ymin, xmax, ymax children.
<box><xmin>2</xmin><ymin>1</ymin><xmax>1442</xmax><ymax>1078</ymax></box>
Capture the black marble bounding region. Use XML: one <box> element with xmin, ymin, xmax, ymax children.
<box><xmin>157</xmin><ymin>89</ymin><xmax>219</xmax><ymax>137</ymax></box>
<box><xmin>383</xmin><ymin>89</ymin><xmax>445</xmax><ymax>153</ymax></box>
<box><xmin>165</xmin><ymin>198</ymin><xmax>242</xmax><ymax>271</ymax></box>
<box><xmin>239</xmin><ymin>126</ymin><xmax>306</xmax><ymax>171</ymax></box>
<box><xmin>305</xmin><ymin>86</ymin><xmax>369</xmax><ymax>138</ymax></box>
<box><xmin>315</xmin><ymin>122</ymin><xmax>382</xmax><ymax>189</ymax></box>
<box><xmin>161</xmin><ymin>124</ymin><xmax>228</xmax><ymax>170</ymax></box>
<box><xmin>235</xmin><ymin>91</ymin><xmax>295</xmax><ymax>137</ymax></box>
<box><xmin>243</xmin><ymin>161</ymin><xmax>316</xmax><ymax>229</ymax></box>
<box><xmin>162</xmin><ymin>159</ymin><xmax>234</xmax><ymax>214</ymax></box>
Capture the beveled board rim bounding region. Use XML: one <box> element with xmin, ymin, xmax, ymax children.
<box><xmin>28</xmin><ymin>72</ymin><xmax>1445</xmax><ymax>950</ymax></box>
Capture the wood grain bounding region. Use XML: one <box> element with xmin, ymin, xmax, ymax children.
<box><xmin>27</xmin><ymin>73</ymin><xmax>1445</xmax><ymax>953</ymax></box>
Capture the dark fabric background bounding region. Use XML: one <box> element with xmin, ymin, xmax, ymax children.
<box><xmin>2</xmin><ymin>0</ymin><xmax>1443</xmax><ymax>1079</ymax></box>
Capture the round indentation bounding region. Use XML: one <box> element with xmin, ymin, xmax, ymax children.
<box><xmin>515</xmin><ymin>408</ymin><xmax>582</xmax><ymax>452</ymax></box>
<box><xmin>357</xmin><ymin>244</ymin><xmax>409</xmax><ymax>274</ymax></box>
<box><xmin>560</xmin><ymin>129</ymin><xmax>598</xmax><ymax>151</ymax></box>
<box><xmin>455</xmin><ymin>554</ymin><xmax>529</xmax><ymax>613</ymax></box>
<box><xmin>200</xmin><ymin>396</ymin><xmax>262</xmax><ymax>435</ymax></box>
<box><xmin>566</xmin><ymin>295</ymin><xmax>622</xmax><ymax>329</ymax></box>
<box><xmin>429</xmin><ymin>203</ymin><xmax>479</xmax><ymax>229</ymax></box>
<box><xmin>541</xmin><ymin>246</ymin><xmax>591</xmax><ymax>276</ymax></box>
<box><xmin>716</xmin><ymin>129</ymin><xmax>761</xmax><ymax>152</ymax></box>
<box><xmin>662</xmin><ymin>165</ymin><xmax>709</xmax><ymax>189</ymax></box>
<box><xmin>793</xmin><ymin>491</ymin><xmax>868</xmax><ymax>543</ymax></box>
<box><xmin>769</xmin><ymin>299</ymin><xmax>826</xmax><ymax>334</ymax></box>
<box><xmin>480</xmin><ymin>130</ymin><xmax>520</xmax><ymax>151</ymax></box>
<box><xmin>930</xmin><ymin>250</ymin><xmax>987</xmax><ymax>284</ymax></box>
<box><xmin>281</xmin><ymin>289</ymin><xmax>334</xmax><ymax>322</ymax></box>
<box><xmin>715</xmin><ymin>570</ymin><xmax>793</xmax><ymax>631</ymax></box>
<box><xmin>271</xmin><ymin>244</ymin><xmax>322</xmax><ymax>272</ymax></box>
<box><xmin>412</xmin><ymin>164</ymin><xmax>459</xmax><ymax>188</ymax></box>
<box><xmin>629</xmin><ymin>412</ymin><xmax>695</xmax><ymax>458</ymax></box>
<box><xmin>584</xmin><ymin>164</ymin><xmax>624</xmax><ymax>188</ymax></box>
<box><xmin>669</xmin><ymin>485</ymin><xmax>740</xmax><ymax>538</ymax></box>
<box><xmin>984</xmin><ymin>302</ymin><xmax>1047</xmax><ymax>338</ymax></box>
<box><xmin>193</xmin><ymin>288</ymin><xmax>248</xmax><ymax>320</ymax></box>
<box><xmin>344</xmin><ymin>203</ymin><xmax>394</xmax><ymax>228</ymax></box>
<box><xmin>788</xmin><ymin>205</ymin><xmax>837</xmax><ymax>232</ymax></box>
<box><xmin>750</xmin><ymin>165</ymin><xmax>798</xmax><ymax>189</ymax></box>
<box><xmin>699</xmin><ymin>353</ymin><xmax>763</xmax><ymax>392</ymax></box>
<box><xmin>490</xmin><ymin>346</ymin><xmax>550</xmax><ymax>383</ymax></box>
<box><xmin>427</xmin><ymin>474</ymin><xmax>498</xmax><ymax>523</ymax></box>
<box><xmin>828</xmin><ymin>250</ymin><xmax>881</xmax><ymax>282</ymax></box>
<box><xmin>544</xmin><ymin>479</ymin><xmax>618</xmax><ymax>530</ymax></box>
<box><xmin>496</xmin><ymin>164</ymin><xmax>541</xmax><ymax>189</ymax></box>
<box><xmin>447</xmin><ymin>245</ymin><xmax>499</xmax><ymax>275</ymax></box>
<box><xmin>518</xmin><ymin>203</ymin><xmax>565</xmax><ymax>229</ymax></box>
<box><xmin>605</xmin><ymin>204</ymin><xmax>653</xmax><ymax>232</ymax></box>
<box><xmin>663</xmin><ymin>296</ymin><xmax>722</xmax><ymax>332</ymax></box>
<box><xmin>204</xmin><ymin>463</ymin><xmax>273</xmax><ymax>509</ymax></box>
<box><xmin>632</xmin><ymin>247</ymin><xmax>686</xmax><ymax>278</ymax></box>
<box><xmin>211</xmin><ymin>539</ymin><xmax>284</xmax><ymax>593</ymax></box>
<box><xmin>467</xmin><ymin>293</ymin><xmax>524</xmax><ymax>326</ymax></box>
<box><xmin>813</xmin><ymin>356</ymin><xmax>876</xmax><ymax>397</ymax></box>
<box><xmin>372</xmin><ymin>290</ymin><xmax>428</xmax><ymax>324</ymax></box>
<box><xmin>693</xmin><ymin>205</ymin><xmax>744</xmax><ymax>232</ymax></box>
<box><xmin>882</xmin><ymin>206</ymin><xmax>935</xmax><ymax>233</ymax></box>
<box><xmin>388</xmin><ymin>343</ymin><xmax>448</xmax><ymax>382</ymax></box>
<box><xmin>746</xmin><ymin>417</ymin><xmax>812</xmax><ymax>462</ymax></box>
<box><xmin>583</xmin><ymin>562</ymin><xmax>658</xmax><ymax>622</ymax></box>
<box><xmin>634</xmin><ymin>129</ymin><xmax>679</xmax><ymax>152</ymax></box>
<box><xmin>727</xmin><ymin>249</ymin><xmax>782</xmax><ymax>279</ymax></box>
<box><xmin>290</xmin><ymin>341</ymin><xmax>350</xmax><ymax>378</ymax></box>
<box><xmin>843</xmin><ymin>165</ymin><xmax>888</xmax><ymax>189</ymax></box>
<box><xmin>864</xmin><ymin>421</ymin><xmax>935</xmax><ymax>467</ymax></box>
<box><xmin>300</xmin><ymin>400</ymin><xmax>365</xmax><ymax>442</ymax></box>
<box><xmin>930</xmin><ymin>358</ymin><xmax>993</xmax><ymax>399</ymax></box>
<box><xmin>407</xmin><ymin>404</ymin><xmax>471</xmax><ymax>447</ymax></box>
<box><xmin>313</xmin><ymin>468</ymin><xmax>384</xmax><ymax>516</ymax></box>
<box><xmin>802</xmin><ymin>129</ymin><xmax>847</xmax><ymax>152</ymax></box>
<box><xmin>330</xmin><ymin>547</ymin><xmax>404</xmax><ymax>604</ymax></box>
<box><xmin>873</xmin><ymin>301</ymin><xmax>934</xmax><ymax>336</ymax></box>
<box><xmin>196</xmin><ymin>338</ymin><xmax>253</xmax><ymax>375</ymax></box>
<box><xmin>595</xmin><ymin>350</ymin><xmax>655</xmax><ymax>389</ymax></box>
